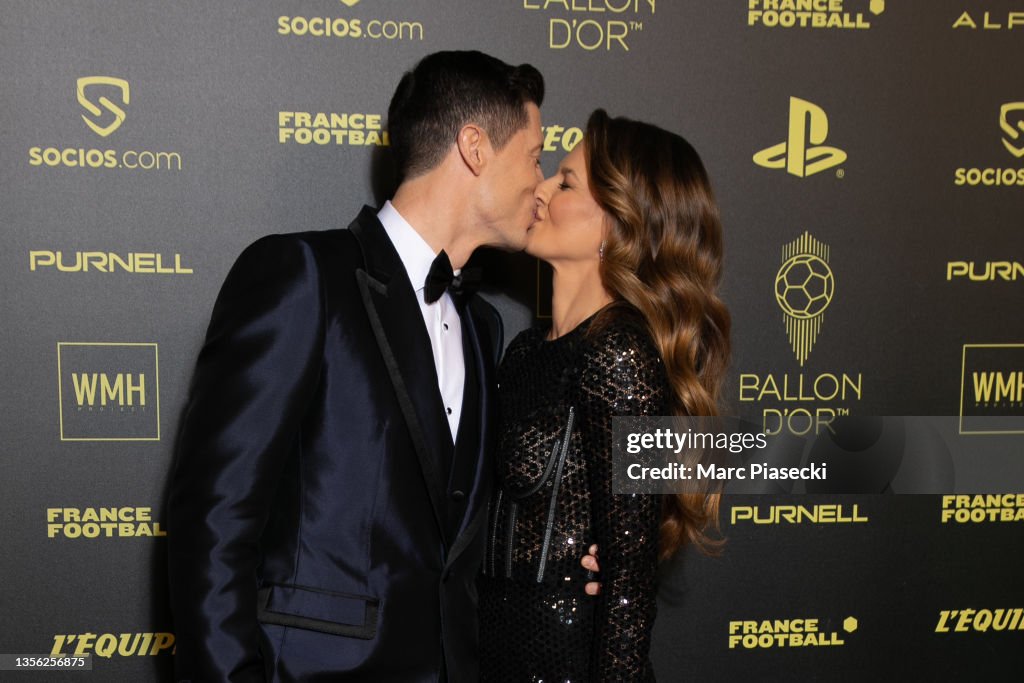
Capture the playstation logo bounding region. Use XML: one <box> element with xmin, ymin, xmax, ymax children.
<box><xmin>754</xmin><ymin>97</ymin><xmax>847</xmax><ymax>177</ymax></box>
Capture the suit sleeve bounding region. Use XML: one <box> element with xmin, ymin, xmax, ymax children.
<box><xmin>578</xmin><ymin>323</ymin><xmax>668</xmax><ymax>682</ymax></box>
<box><xmin>166</xmin><ymin>235</ymin><xmax>324</xmax><ymax>682</ymax></box>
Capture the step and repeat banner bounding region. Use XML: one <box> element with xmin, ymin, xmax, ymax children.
<box><xmin>2</xmin><ymin>1</ymin><xmax>1022</xmax><ymax>681</ymax></box>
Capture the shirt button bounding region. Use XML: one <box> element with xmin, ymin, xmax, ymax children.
<box><xmin>443</xmin><ymin>323</ymin><xmax>449</xmax><ymax>331</ymax></box>
<box><xmin>446</xmin><ymin>407</ymin><xmax>453</xmax><ymax>415</ymax></box>
<box><xmin>451</xmin><ymin>490</ymin><xmax>466</xmax><ymax>502</ymax></box>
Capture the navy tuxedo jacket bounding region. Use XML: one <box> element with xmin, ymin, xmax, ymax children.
<box><xmin>167</xmin><ymin>207</ymin><xmax>502</xmax><ymax>682</ymax></box>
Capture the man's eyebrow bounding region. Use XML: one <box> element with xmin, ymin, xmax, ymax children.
<box><xmin>530</xmin><ymin>143</ymin><xmax>542</xmax><ymax>154</ymax></box>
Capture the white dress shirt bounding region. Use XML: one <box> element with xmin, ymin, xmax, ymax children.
<box><xmin>377</xmin><ymin>201</ymin><xmax>464</xmax><ymax>441</ymax></box>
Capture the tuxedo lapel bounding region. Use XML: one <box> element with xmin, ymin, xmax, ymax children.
<box><xmin>349</xmin><ymin>207</ymin><xmax>452</xmax><ymax>546</ymax></box>
<box><xmin>446</xmin><ymin>298</ymin><xmax>496</xmax><ymax>566</ymax></box>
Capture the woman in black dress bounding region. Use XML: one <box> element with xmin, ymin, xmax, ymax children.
<box><xmin>479</xmin><ymin>110</ymin><xmax>731</xmax><ymax>682</ymax></box>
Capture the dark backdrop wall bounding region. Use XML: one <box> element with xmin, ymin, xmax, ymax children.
<box><xmin>2</xmin><ymin>1</ymin><xmax>1022</xmax><ymax>680</ymax></box>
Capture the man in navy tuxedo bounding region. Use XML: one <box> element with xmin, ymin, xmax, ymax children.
<box><xmin>167</xmin><ymin>52</ymin><xmax>547</xmax><ymax>682</ymax></box>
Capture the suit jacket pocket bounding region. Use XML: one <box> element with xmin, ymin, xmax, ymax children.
<box><xmin>257</xmin><ymin>584</ymin><xmax>379</xmax><ymax>640</ymax></box>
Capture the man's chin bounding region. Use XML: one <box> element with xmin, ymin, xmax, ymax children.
<box><xmin>484</xmin><ymin>232</ymin><xmax>530</xmax><ymax>254</ymax></box>
<box><xmin>521</xmin><ymin>230</ymin><xmax>538</xmax><ymax>255</ymax></box>
<box><xmin>516</xmin><ymin>225</ymin><xmax>537</xmax><ymax>252</ymax></box>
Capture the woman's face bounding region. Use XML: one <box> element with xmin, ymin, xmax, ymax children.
<box><xmin>525</xmin><ymin>144</ymin><xmax>606</xmax><ymax>265</ymax></box>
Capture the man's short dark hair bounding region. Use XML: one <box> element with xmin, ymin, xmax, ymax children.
<box><xmin>387</xmin><ymin>51</ymin><xmax>545</xmax><ymax>180</ymax></box>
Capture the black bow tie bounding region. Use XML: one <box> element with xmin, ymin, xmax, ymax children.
<box><xmin>423</xmin><ymin>250</ymin><xmax>481</xmax><ymax>305</ymax></box>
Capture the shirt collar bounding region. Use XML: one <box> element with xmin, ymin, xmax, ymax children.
<box><xmin>377</xmin><ymin>200</ymin><xmax>436</xmax><ymax>293</ymax></box>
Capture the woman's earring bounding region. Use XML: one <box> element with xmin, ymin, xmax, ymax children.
<box><xmin>599</xmin><ymin>241</ymin><xmax>605</xmax><ymax>262</ymax></box>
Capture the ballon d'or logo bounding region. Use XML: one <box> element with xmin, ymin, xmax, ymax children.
<box><xmin>774</xmin><ymin>232</ymin><xmax>834</xmax><ymax>366</ymax></box>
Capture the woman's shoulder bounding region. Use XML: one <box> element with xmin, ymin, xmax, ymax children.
<box><xmin>582</xmin><ymin>305</ymin><xmax>660</xmax><ymax>364</ymax></box>
<box><xmin>502</xmin><ymin>323</ymin><xmax>549</xmax><ymax>359</ymax></box>
<box><xmin>577</xmin><ymin>305</ymin><xmax>673</xmax><ymax>413</ymax></box>
<box><xmin>575</xmin><ymin>306</ymin><xmax>667</xmax><ymax>399</ymax></box>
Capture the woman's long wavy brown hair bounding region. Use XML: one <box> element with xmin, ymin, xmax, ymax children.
<box><xmin>584</xmin><ymin>109</ymin><xmax>731</xmax><ymax>559</ymax></box>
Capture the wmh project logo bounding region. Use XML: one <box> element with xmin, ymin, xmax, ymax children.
<box><xmin>57</xmin><ymin>343</ymin><xmax>160</xmax><ymax>441</ymax></box>
<box><xmin>959</xmin><ymin>343</ymin><xmax>1024</xmax><ymax>435</ymax></box>
<box><xmin>29</xmin><ymin>77</ymin><xmax>182</xmax><ymax>171</ymax></box>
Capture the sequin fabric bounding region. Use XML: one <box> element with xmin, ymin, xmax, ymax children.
<box><xmin>480</xmin><ymin>311</ymin><xmax>669</xmax><ymax>682</ymax></box>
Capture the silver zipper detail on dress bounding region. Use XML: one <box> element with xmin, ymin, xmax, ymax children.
<box><xmin>507</xmin><ymin>437</ymin><xmax>561</xmax><ymax>500</ymax></box>
<box><xmin>488</xmin><ymin>489</ymin><xmax>503</xmax><ymax>577</ymax></box>
<box><xmin>504</xmin><ymin>501</ymin><xmax>518</xmax><ymax>578</ymax></box>
<box><xmin>536</xmin><ymin>406</ymin><xmax>575</xmax><ymax>583</ymax></box>
<box><xmin>494</xmin><ymin>431</ymin><xmax>563</xmax><ymax>578</ymax></box>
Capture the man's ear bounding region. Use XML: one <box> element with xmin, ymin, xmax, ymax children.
<box><xmin>456</xmin><ymin>123</ymin><xmax>488</xmax><ymax>177</ymax></box>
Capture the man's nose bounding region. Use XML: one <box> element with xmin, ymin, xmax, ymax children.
<box><xmin>534</xmin><ymin>176</ymin><xmax>556</xmax><ymax>204</ymax></box>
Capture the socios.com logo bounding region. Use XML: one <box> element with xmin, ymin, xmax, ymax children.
<box><xmin>754</xmin><ymin>97</ymin><xmax>847</xmax><ymax>177</ymax></box>
<box><xmin>277</xmin><ymin>0</ymin><xmax>424</xmax><ymax>41</ymax></box>
<box><xmin>1000</xmin><ymin>102</ymin><xmax>1024</xmax><ymax>158</ymax></box>
<box><xmin>77</xmin><ymin>77</ymin><xmax>129</xmax><ymax>138</ymax></box>
<box><xmin>29</xmin><ymin>78</ymin><xmax>181</xmax><ymax>171</ymax></box>
<box><xmin>953</xmin><ymin>102</ymin><xmax>1024</xmax><ymax>187</ymax></box>
<box><xmin>775</xmin><ymin>232</ymin><xmax>834</xmax><ymax>366</ymax></box>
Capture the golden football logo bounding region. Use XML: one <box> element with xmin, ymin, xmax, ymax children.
<box><xmin>77</xmin><ymin>76</ymin><xmax>129</xmax><ymax>138</ymax></box>
<box><xmin>775</xmin><ymin>232</ymin><xmax>834</xmax><ymax>366</ymax></box>
<box><xmin>754</xmin><ymin>97</ymin><xmax>847</xmax><ymax>177</ymax></box>
<box><xmin>340</xmin><ymin>0</ymin><xmax>360</xmax><ymax>5</ymax></box>
<box><xmin>1000</xmin><ymin>102</ymin><xmax>1024</xmax><ymax>159</ymax></box>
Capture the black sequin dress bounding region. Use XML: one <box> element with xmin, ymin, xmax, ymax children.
<box><xmin>479</xmin><ymin>310</ymin><xmax>669</xmax><ymax>682</ymax></box>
